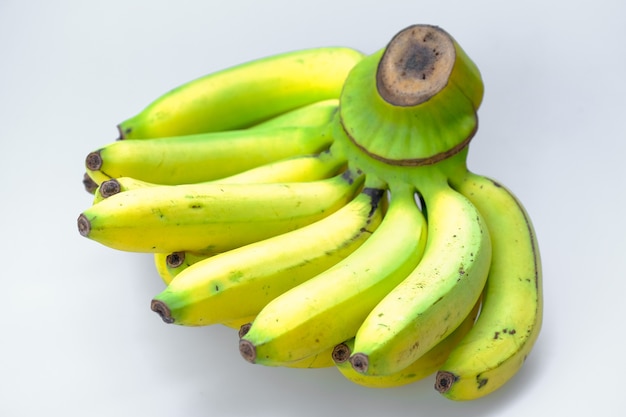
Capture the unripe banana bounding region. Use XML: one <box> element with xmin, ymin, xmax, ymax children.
<box><xmin>434</xmin><ymin>172</ymin><xmax>543</xmax><ymax>401</ymax></box>
<box><xmin>150</xmin><ymin>188</ymin><xmax>385</xmax><ymax>326</ymax></box>
<box><xmin>85</xmin><ymin>124</ymin><xmax>334</xmax><ymax>186</ymax></box>
<box><xmin>77</xmin><ymin>170</ymin><xmax>364</xmax><ymax>253</ymax></box>
<box><xmin>117</xmin><ymin>48</ymin><xmax>364</xmax><ymax>139</ymax></box>
<box><xmin>238</xmin><ymin>184</ymin><xmax>427</xmax><ymax>366</ymax></box>
<box><xmin>332</xmin><ymin>297</ymin><xmax>481</xmax><ymax>388</ymax></box>
<box><xmin>348</xmin><ymin>180</ymin><xmax>491</xmax><ymax>377</ymax></box>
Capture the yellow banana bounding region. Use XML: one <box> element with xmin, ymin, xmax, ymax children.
<box><xmin>238</xmin><ymin>323</ymin><xmax>337</xmax><ymax>369</ymax></box>
<box><xmin>238</xmin><ymin>183</ymin><xmax>427</xmax><ymax>366</ymax></box>
<box><xmin>332</xmin><ymin>297</ymin><xmax>481</xmax><ymax>388</ymax></box>
<box><xmin>149</xmin><ymin>188</ymin><xmax>385</xmax><ymax>326</ymax></box>
<box><xmin>117</xmin><ymin>48</ymin><xmax>364</xmax><ymax>139</ymax></box>
<box><xmin>153</xmin><ymin>251</ymin><xmax>214</xmax><ymax>285</ymax></box>
<box><xmin>85</xmin><ymin>124</ymin><xmax>334</xmax><ymax>186</ymax></box>
<box><xmin>91</xmin><ymin>151</ymin><xmax>344</xmax><ymax>204</ymax></box>
<box><xmin>434</xmin><ymin>172</ymin><xmax>543</xmax><ymax>400</ymax></box>
<box><xmin>77</xmin><ymin>170</ymin><xmax>363</xmax><ymax>253</ymax></box>
<box><xmin>348</xmin><ymin>178</ymin><xmax>491</xmax><ymax>377</ymax></box>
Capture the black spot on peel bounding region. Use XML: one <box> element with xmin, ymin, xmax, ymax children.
<box><xmin>477</xmin><ymin>376</ymin><xmax>488</xmax><ymax>389</ymax></box>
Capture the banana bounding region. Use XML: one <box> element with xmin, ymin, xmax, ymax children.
<box><xmin>149</xmin><ymin>187</ymin><xmax>385</xmax><ymax>326</ymax></box>
<box><xmin>248</xmin><ymin>99</ymin><xmax>339</xmax><ymax>130</ymax></box>
<box><xmin>153</xmin><ymin>253</ymin><xmax>256</xmax><ymax>331</ymax></box>
<box><xmin>238</xmin><ymin>183</ymin><xmax>427</xmax><ymax>366</ymax></box>
<box><xmin>153</xmin><ymin>251</ymin><xmax>214</xmax><ymax>285</ymax></box>
<box><xmin>238</xmin><ymin>324</ymin><xmax>336</xmax><ymax>369</ymax></box>
<box><xmin>91</xmin><ymin>151</ymin><xmax>344</xmax><ymax>204</ymax></box>
<box><xmin>153</xmin><ymin>252</ymin><xmax>175</xmax><ymax>285</ymax></box>
<box><xmin>117</xmin><ymin>48</ymin><xmax>364</xmax><ymax>139</ymax></box>
<box><xmin>434</xmin><ymin>172</ymin><xmax>543</xmax><ymax>401</ymax></box>
<box><xmin>77</xmin><ymin>169</ymin><xmax>363</xmax><ymax>253</ymax></box>
<box><xmin>332</xmin><ymin>297</ymin><xmax>481</xmax><ymax>388</ymax></box>
<box><xmin>348</xmin><ymin>177</ymin><xmax>491</xmax><ymax>377</ymax></box>
<box><xmin>85</xmin><ymin>124</ymin><xmax>334</xmax><ymax>186</ymax></box>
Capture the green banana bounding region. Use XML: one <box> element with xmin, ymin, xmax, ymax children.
<box><xmin>238</xmin><ymin>183</ymin><xmax>427</xmax><ymax>366</ymax></box>
<box><xmin>117</xmin><ymin>48</ymin><xmax>363</xmax><ymax>139</ymax></box>
<box><xmin>332</xmin><ymin>297</ymin><xmax>481</xmax><ymax>388</ymax></box>
<box><xmin>150</xmin><ymin>188</ymin><xmax>385</xmax><ymax>326</ymax></box>
<box><xmin>85</xmin><ymin>124</ymin><xmax>334</xmax><ymax>186</ymax></box>
<box><xmin>434</xmin><ymin>172</ymin><xmax>543</xmax><ymax>401</ymax></box>
<box><xmin>77</xmin><ymin>170</ymin><xmax>363</xmax><ymax>253</ymax></box>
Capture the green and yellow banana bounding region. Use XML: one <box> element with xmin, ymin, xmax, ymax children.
<box><xmin>434</xmin><ymin>172</ymin><xmax>543</xmax><ymax>401</ymax></box>
<box><xmin>347</xmin><ymin>178</ymin><xmax>491</xmax><ymax>377</ymax></box>
<box><xmin>239</xmin><ymin>183</ymin><xmax>427</xmax><ymax>366</ymax></box>
<box><xmin>92</xmin><ymin>151</ymin><xmax>344</xmax><ymax>204</ymax></box>
<box><xmin>86</xmin><ymin>124</ymin><xmax>334</xmax><ymax>186</ymax></box>
<box><xmin>117</xmin><ymin>48</ymin><xmax>363</xmax><ymax>139</ymax></box>
<box><xmin>332</xmin><ymin>297</ymin><xmax>481</xmax><ymax>388</ymax></box>
<box><xmin>149</xmin><ymin>187</ymin><xmax>385</xmax><ymax>326</ymax></box>
<box><xmin>77</xmin><ymin>170</ymin><xmax>363</xmax><ymax>253</ymax></box>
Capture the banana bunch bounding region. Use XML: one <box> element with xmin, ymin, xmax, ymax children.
<box><xmin>77</xmin><ymin>24</ymin><xmax>543</xmax><ymax>401</ymax></box>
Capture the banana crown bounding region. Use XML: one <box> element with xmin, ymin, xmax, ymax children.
<box><xmin>337</xmin><ymin>24</ymin><xmax>483</xmax><ymax>168</ymax></box>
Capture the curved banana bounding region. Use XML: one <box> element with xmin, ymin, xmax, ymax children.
<box><xmin>332</xmin><ymin>297</ymin><xmax>481</xmax><ymax>388</ymax></box>
<box><xmin>238</xmin><ymin>184</ymin><xmax>427</xmax><ymax>366</ymax></box>
<box><xmin>86</xmin><ymin>124</ymin><xmax>334</xmax><ymax>186</ymax></box>
<box><xmin>117</xmin><ymin>48</ymin><xmax>364</xmax><ymax>139</ymax></box>
<box><xmin>348</xmin><ymin>178</ymin><xmax>491</xmax><ymax>377</ymax></box>
<box><xmin>150</xmin><ymin>188</ymin><xmax>385</xmax><ymax>326</ymax></box>
<box><xmin>434</xmin><ymin>172</ymin><xmax>543</xmax><ymax>401</ymax></box>
<box><xmin>91</xmin><ymin>151</ymin><xmax>344</xmax><ymax>204</ymax></box>
<box><xmin>77</xmin><ymin>170</ymin><xmax>363</xmax><ymax>253</ymax></box>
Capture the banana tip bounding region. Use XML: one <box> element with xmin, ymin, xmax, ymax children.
<box><xmin>85</xmin><ymin>151</ymin><xmax>103</xmax><ymax>171</ymax></box>
<box><xmin>331</xmin><ymin>343</ymin><xmax>351</xmax><ymax>364</ymax></box>
<box><xmin>82</xmin><ymin>173</ymin><xmax>98</xmax><ymax>194</ymax></box>
<box><xmin>150</xmin><ymin>299</ymin><xmax>174</xmax><ymax>324</ymax></box>
<box><xmin>77</xmin><ymin>214</ymin><xmax>91</xmax><ymax>237</ymax></box>
<box><xmin>238</xmin><ymin>322</ymin><xmax>252</xmax><ymax>339</ymax></box>
<box><xmin>99</xmin><ymin>179</ymin><xmax>122</xmax><ymax>198</ymax></box>
<box><xmin>238</xmin><ymin>339</ymin><xmax>256</xmax><ymax>364</ymax></box>
<box><xmin>434</xmin><ymin>371</ymin><xmax>457</xmax><ymax>394</ymax></box>
<box><xmin>349</xmin><ymin>353</ymin><xmax>369</xmax><ymax>374</ymax></box>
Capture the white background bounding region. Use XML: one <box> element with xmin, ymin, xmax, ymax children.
<box><xmin>1</xmin><ymin>0</ymin><xmax>624</xmax><ymax>416</ymax></box>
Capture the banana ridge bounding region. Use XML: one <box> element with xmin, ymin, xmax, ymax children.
<box><xmin>348</xmin><ymin>180</ymin><xmax>492</xmax><ymax>377</ymax></box>
<box><xmin>149</xmin><ymin>187</ymin><xmax>385</xmax><ymax>326</ymax></box>
<box><xmin>434</xmin><ymin>171</ymin><xmax>543</xmax><ymax>400</ymax></box>
<box><xmin>238</xmin><ymin>183</ymin><xmax>428</xmax><ymax>367</ymax></box>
